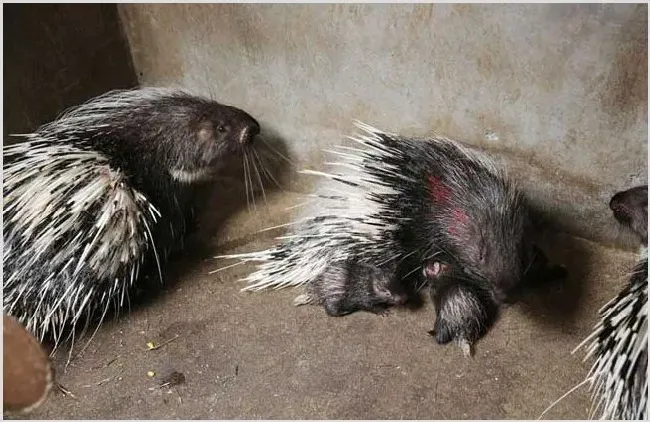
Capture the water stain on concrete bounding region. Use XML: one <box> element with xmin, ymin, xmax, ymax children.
<box><xmin>599</xmin><ymin>4</ymin><xmax>648</xmax><ymax>126</ymax></box>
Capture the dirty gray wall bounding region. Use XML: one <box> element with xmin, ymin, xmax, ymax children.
<box><xmin>3</xmin><ymin>4</ymin><xmax>138</xmax><ymax>141</ymax></box>
<box><xmin>129</xmin><ymin>5</ymin><xmax>647</xmax><ymax>246</ymax></box>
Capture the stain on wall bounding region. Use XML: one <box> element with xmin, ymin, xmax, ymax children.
<box><xmin>3</xmin><ymin>4</ymin><xmax>138</xmax><ymax>141</ymax></box>
<box><xmin>119</xmin><ymin>4</ymin><xmax>650</xmax><ymax>245</ymax></box>
<box><xmin>599</xmin><ymin>4</ymin><xmax>648</xmax><ymax>127</ymax></box>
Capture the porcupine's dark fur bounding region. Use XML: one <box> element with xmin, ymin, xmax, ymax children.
<box><xmin>577</xmin><ymin>185</ymin><xmax>647</xmax><ymax>420</ymax></box>
<box><xmin>3</xmin><ymin>87</ymin><xmax>260</xmax><ymax>347</ymax></box>
<box><xmin>611</xmin><ymin>185</ymin><xmax>648</xmax><ymax>245</ymax></box>
<box><xmin>219</xmin><ymin>123</ymin><xmax>564</xmax><ymax>336</ymax></box>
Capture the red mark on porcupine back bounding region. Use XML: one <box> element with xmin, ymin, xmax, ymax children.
<box><xmin>449</xmin><ymin>208</ymin><xmax>469</xmax><ymax>235</ymax></box>
<box><xmin>427</xmin><ymin>176</ymin><xmax>451</xmax><ymax>204</ymax></box>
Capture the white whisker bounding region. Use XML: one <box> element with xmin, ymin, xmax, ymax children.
<box><xmin>259</xmin><ymin>137</ymin><xmax>293</xmax><ymax>165</ymax></box>
<box><xmin>250</xmin><ymin>151</ymin><xmax>267</xmax><ymax>204</ymax></box>
<box><xmin>208</xmin><ymin>260</ymin><xmax>246</xmax><ymax>274</ymax></box>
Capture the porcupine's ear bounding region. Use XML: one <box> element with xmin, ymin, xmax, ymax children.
<box><xmin>423</xmin><ymin>261</ymin><xmax>443</xmax><ymax>279</ymax></box>
<box><xmin>196</xmin><ymin>120</ymin><xmax>216</xmax><ymax>143</ymax></box>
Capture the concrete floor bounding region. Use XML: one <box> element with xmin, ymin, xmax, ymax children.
<box><xmin>26</xmin><ymin>189</ymin><xmax>639</xmax><ymax>420</ymax></box>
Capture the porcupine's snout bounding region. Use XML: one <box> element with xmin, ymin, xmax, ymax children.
<box><xmin>238</xmin><ymin>117</ymin><xmax>260</xmax><ymax>146</ymax></box>
<box><xmin>609</xmin><ymin>185</ymin><xmax>648</xmax><ymax>243</ymax></box>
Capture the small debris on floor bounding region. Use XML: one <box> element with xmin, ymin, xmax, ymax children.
<box><xmin>146</xmin><ymin>335</ymin><xmax>179</xmax><ymax>351</ymax></box>
<box><xmin>55</xmin><ymin>383</ymin><xmax>76</xmax><ymax>399</ymax></box>
<box><xmin>82</xmin><ymin>374</ymin><xmax>121</xmax><ymax>388</ymax></box>
<box><xmin>161</xmin><ymin>371</ymin><xmax>185</xmax><ymax>387</ymax></box>
<box><xmin>105</xmin><ymin>356</ymin><xmax>120</xmax><ymax>367</ymax></box>
<box><xmin>147</xmin><ymin>371</ymin><xmax>156</xmax><ymax>378</ymax></box>
<box><xmin>148</xmin><ymin>370</ymin><xmax>185</xmax><ymax>391</ymax></box>
<box><xmin>91</xmin><ymin>356</ymin><xmax>121</xmax><ymax>370</ymax></box>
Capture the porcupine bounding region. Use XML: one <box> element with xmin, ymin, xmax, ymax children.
<box><xmin>3</xmin><ymin>87</ymin><xmax>260</xmax><ymax>347</ymax></box>
<box><xmin>574</xmin><ymin>185</ymin><xmax>647</xmax><ymax>420</ymax></box>
<box><xmin>292</xmin><ymin>260</ymin><xmax>408</xmax><ymax>317</ymax></box>
<box><xmin>218</xmin><ymin>122</ymin><xmax>564</xmax><ymax>326</ymax></box>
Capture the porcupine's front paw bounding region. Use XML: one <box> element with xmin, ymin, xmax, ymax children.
<box><xmin>293</xmin><ymin>294</ymin><xmax>313</xmax><ymax>307</ymax></box>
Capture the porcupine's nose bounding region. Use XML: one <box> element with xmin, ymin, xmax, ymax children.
<box><xmin>239</xmin><ymin>118</ymin><xmax>260</xmax><ymax>146</ymax></box>
<box><xmin>610</xmin><ymin>193</ymin><xmax>631</xmax><ymax>225</ymax></box>
<box><xmin>609</xmin><ymin>186</ymin><xmax>648</xmax><ymax>224</ymax></box>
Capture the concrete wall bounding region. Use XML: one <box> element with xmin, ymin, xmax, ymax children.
<box><xmin>11</xmin><ymin>4</ymin><xmax>646</xmax><ymax>247</ymax></box>
<box><xmin>3</xmin><ymin>4</ymin><xmax>137</xmax><ymax>141</ymax></box>
<box><xmin>118</xmin><ymin>3</ymin><xmax>648</xmax><ymax>248</ymax></box>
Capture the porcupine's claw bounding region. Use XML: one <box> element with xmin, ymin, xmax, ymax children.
<box><xmin>293</xmin><ymin>294</ymin><xmax>313</xmax><ymax>307</ymax></box>
<box><xmin>458</xmin><ymin>338</ymin><xmax>473</xmax><ymax>358</ymax></box>
<box><xmin>427</xmin><ymin>329</ymin><xmax>473</xmax><ymax>357</ymax></box>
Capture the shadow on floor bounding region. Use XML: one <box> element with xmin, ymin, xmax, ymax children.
<box><xmin>515</xmin><ymin>225</ymin><xmax>593</xmax><ymax>332</ymax></box>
